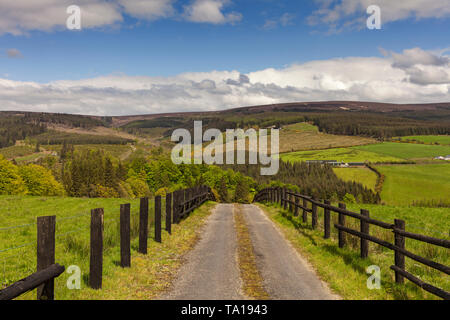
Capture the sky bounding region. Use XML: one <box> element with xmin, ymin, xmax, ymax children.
<box><xmin>0</xmin><ymin>0</ymin><xmax>449</xmax><ymax>116</ymax></box>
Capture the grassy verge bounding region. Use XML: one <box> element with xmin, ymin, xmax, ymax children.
<box><xmin>256</xmin><ymin>203</ymin><xmax>448</xmax><ymax>300</ymax></box>
<box><xmin>233</xmin><ymin>204</ymin><xmax>269</xmax><ymax>300</ymax></box>
<box><xmin>69</xmin><ymin>201</ymin><xmax>216</xmax><ymax>300</ymax></box>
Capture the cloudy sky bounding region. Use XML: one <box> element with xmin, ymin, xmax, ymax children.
<box><xmin>0</xmin><ymin>0</ymin><xmax>449</xmax><ymax>115</ymax></box>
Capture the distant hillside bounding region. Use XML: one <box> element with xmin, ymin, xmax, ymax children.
<box><xmin>1</xmin><ymin>101</ymin><xmax>449</xmax><ymax>142</ymax></box>
<box><xmin>110</xmin><ymin>101</ymin><xmax>450</xmax><ymax>126</ymax></box>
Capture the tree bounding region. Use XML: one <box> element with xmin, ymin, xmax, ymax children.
<box><xmin>19</xmin><ymin>164</ymin><xmax>65</xmax><ymax>196</ymax></box>
<box><xmin>0</xmin><ymin>156</ymin><xmax>28</xmax><ymax>195</ymax></box>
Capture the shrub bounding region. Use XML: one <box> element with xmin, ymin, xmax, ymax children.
<box><xmin>19</xmin><ymin>164</ymin><xmax>65</xmax><ymax>196</ymax></box>
<box><xmin>155</xmin><ymin>187</ymin><xmax>169</xmax><ymax>197</ymax></box>
<box><xmin>343</xmin><ymin>193</ymin><xmax>357</xmax><ymax>204</ymax></box>
<box><xmin>0</xmin><ymin>155</ymin><xmax>28</xmax><ymax>195</ymax></box>
<box><xmin>126</xmin><ymin>176</ymin><xmax>151</xmax><ymax>198</ymax></box>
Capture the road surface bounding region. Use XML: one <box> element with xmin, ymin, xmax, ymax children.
<box><xmin>160</xmin><ymin>203</ymin><xmax>337</xmax><ymax>300</ymax></box>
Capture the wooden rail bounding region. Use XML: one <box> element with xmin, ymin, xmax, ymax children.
<box><xmin>253</xmin><ymin>187</ymin><xmax>450</xmax><ymax>300</ymax></box>
<box><xmin>0</xmin><ymin>185</ymin><xmax>214</xmax><ymax>300</ymax></box>
<box><xmin>0</xmin><ymin>264</ymin><xmax>65</xmax><ymax>301</ymax></box>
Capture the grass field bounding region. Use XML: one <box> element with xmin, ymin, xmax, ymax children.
<box><xmin>333</xmin><ymin>168</ymin><xmax>378</xmax><ymax>190</ymax></box>
<box><xmin>0</xmin><ymin>196</ymin><xmax>141</xmax><ymax>299</ymax></box>
<box><xmin>279</xmin><ymin>122</ymin><xmax>375</xmax><ymax>153</ymax></box>
<box><xmin>45</xmin><ymin>144</ymin><xmax>133</xmax><ymax>159</ymax></box>
<box><xmin>375</xmin><ymin>164</ymin><xmax>450</xmax><ymax>206</ymax></box>
<box><xmin>0</xmin><ymin>195</ymin><xmax>216</xmax><ymax>300</ymax></box>
<box><xmin>397</xmin><ymin>135</ymin><xmax>450</xmax><ymax>145</ymax></box>
<box><xmin>259</xmin><ymin>203</ymin><xmax>449</xmax><ymax>300</ymax></box>
<box><xmin>281</xmin><ymin>147</ymin><xmax>404</xmax><ymax>163</ymax></box>
<box><xmin>353</xmin><ymin>142</ymin><xmax>450</xmax><ymax>160</ymax></box>
<box><xmin>0</xmin><ymin>145</ymin><xmax>35</xmax><ymax>159</ymax></box>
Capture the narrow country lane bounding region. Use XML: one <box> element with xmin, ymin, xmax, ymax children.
<box><xmin>241</xmin><ymin>204</ymin><xmax>338</xmax><ymax>300</ymax></box>
<box><xmin>160</xmin><ymin>204</ymin><xmax>245</xmax><ymax>300</ymax></box>
<box><xmin>160</xmin><ymin>203</ymin><xmax>337</xmax><ymax>300</ymax></box>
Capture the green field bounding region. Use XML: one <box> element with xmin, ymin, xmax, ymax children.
<box><xmin>353</xmin><ymin>142</ymin><xmax>450</xmax><ymax>160</ymax></box>
<box><xmin>333</xmin><ymin>168</ymin><xmax>378</xmax><ymax>190</ymax></box>
<box><xmin>397</xmin><ymin>135</ymin><xmax>450</xmax><ymax>145</ymax></box>
<box><xmin>0</xmin><ymin>145</ymin><xmax>35</xmax><ymax>159</ymax></box>
<box><xmin>0</xmin><ymin>196</ymin><xmax>143</xmax><ymax>299</ymax></box>
<box><xmin>261</xmin><ymin>202</ymin><xmax>449</xmax><ymax>300</ymax></box>
<box><xmin>375</xmin><ymin>164</ymin><xmax>450</xmax><ymax>206</ymax></box>
<box><xmin>281</xmin><ymin>147</ymin><xmax>404</xmax><ymax>163</ymax></box>
<box><xmin>279</xmin><ymin>123</ymin><xmax>375</xmax><ymax>154</ymax></box>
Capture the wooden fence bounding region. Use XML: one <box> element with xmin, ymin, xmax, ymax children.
<box><xmin>254</xmin><ymin>187</ymin><xmax>450</xmax><ymax>300</ymax></box>
<box><xmin>0</xmin><ymin>185</ymin><xmax>214</xmax><ymax>300</ymax></box>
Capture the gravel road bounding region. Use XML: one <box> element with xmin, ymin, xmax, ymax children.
<box><xmin>160</xmin><ymin>203</ymin><xmax>337</xmax><ymax>300</ymax></box>
<box><xmin>160</xmin><ymin>204</ymin><xmax>245</xmax><ymax>300</ymax></box>
<box><xmin>241</xmin><ymin>204</ymin><xmax>337</xmax><ymax>300</ymax></box>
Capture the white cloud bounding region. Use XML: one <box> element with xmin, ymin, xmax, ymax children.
<box><xmin>6</xmin><ymin>48</ymin><xmax>22</xmax><ymax>58</ymax></box>
<box><xmin>308</xmin><ymin>0</ymin><xmax>450</xmax><ymax>31</ymax></box>
<box><xmin>184</xmin><ymin>0</ymin><xmax>242</xmax><ymax>24</ymax></box>
<box><xmin>118</xmin><ymin>0</ymin><xmax>175</xmax><ymax>20</ymax></box>
<box><xmin>0</xmin><ymin>0</ymin><xmax>240</xmax><ymax>35</ymax></box>
<box><xmin>0</xmin><ymin>48</ymin><xmax>448</xmax><ymax>115</ymax></box>
<box><xmin>263</xmin><ymin>13</ymin><xmax>296</xmax><ymax>30</ymax></box>
<box><xmin>383</xmin><ymin>48</ymin><xmax>450</xmax><ymax>85</ymax></box>
<box><xmin>0</xmin><ymin>0</ymin><xmax>123</xmax><ymax>35</ymax></box>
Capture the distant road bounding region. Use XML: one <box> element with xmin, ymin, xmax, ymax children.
<box><xmin>160</xmin><ymin>204</ymin><xmax>337</xmax><ymax>300</ymax></box>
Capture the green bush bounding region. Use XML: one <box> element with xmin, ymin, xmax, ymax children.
<box><xmin>0</xmin><ymin>155</ymin><xmax>28</xmax><ymax>195</ymax></box>
<box><xmin>19</xmin><ymin>164</ymin><xmax>65</xmax><ymax>196</ymax></box>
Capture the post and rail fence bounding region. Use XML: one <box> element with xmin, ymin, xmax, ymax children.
<box><xmin>0</xmin><ymin>185</ymin><xmax>215</xmax><ymax>300</ymax></box>
<box><xmin>253</xmin><ymin>187</ymin><xmax>450</xmax><ymax>300</ymax></box>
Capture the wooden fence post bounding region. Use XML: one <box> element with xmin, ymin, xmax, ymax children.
<box><xmin>283</xmin><ymin>188</ymin><xmax>288</xmax><ymax>210</ymax></box>
<box><xmin>120</xmin><ymin>204</ymin><xmax>131</xmax><ymax>268</ymax></box>
<box><xmin>302</xmin><ymin>198</ymin><xmax>308</xmax><ymax>223</ymax></box>
<box><xmin>312</xmin><ymin>198</ymin><xmax>318</xmax><ymax>229</ymax></box>
<box><xmin>139</xmin><ymin>197</ymin><xmax>149</xmax><ymax>254</ymax></box>
<box><xmin>394</xmin><ymin>219</ymin><xmax>406</xmax><ymax>284</ymax></box>
<box><xmin>324</xmin><ymin>200</ymin><xmax>331</xmax><ymax>239</ymax></box>
<box><xmin>294</xmin><ymin>197</ymin><xmax>299</xmax><ymax>217</ymax></box>
<box><xmin>288</xmin><ymin>191</ymin><xmax>292</xmax><ymax>212</ymax></box>
<box><xmin>166</xmin><ymin>192</ymin><xmax>172</xmax><ymax>235</ymax></box>
<box><xmin>360</xmin><ymin>209</ymin><xmax>370</xmax><ymax>258</ymax></box>
<box><xmin>36</xmin><ymin>216</ymin><xmax>56</xmax><ymax>300</ymax></box>
<box><xmin>173</xmin><ymin>191</ymin><xmax>178</xmax><ymax>224</ymax></box>
<box><xmin>280</xmin><ymin>188</ymin><xmax>284</xmax><ymax>207</ymax></box>
<box><xmin>90</xmin><ymin>208</ymin><xmax>104</xmax><ymax>289</ymax></box>
<box><xmin>155</xmin><ymin>196</ymin><xmax>162</xmax><ymax>243</ymax></box>
<box><xmin>338</xmin><ymin>203</ymin><xmax>346</xmax><ymax>248</ymax></box>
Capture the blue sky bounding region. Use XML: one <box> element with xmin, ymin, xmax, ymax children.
<box><xmin>0</xmin><ymin>0</ymin><xmax>449</xmax><ymax>115</ymax></box>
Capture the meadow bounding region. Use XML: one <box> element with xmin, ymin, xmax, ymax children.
<box><xmin>0</xmin><ymin>196</ymin><xmax>144</xmax><ymax>299</ymax></box>
<box><xmin>375</xmin><ymin>164</ymin><xmax>450</xmax><ymax>206</ymax></box>
<box><xmin>260</xmin><ymin>202</ymin><xmax>449</xmax><ymax>300</ymax></box>
<box><xmin>281</xmin><ymin>147</ymin><xmax>404</xmax><ymax>164</ymax></box>
<box><xmin>279</xmin><ymin>122</ymin><xmax>375</xmax><ymax>153</ymax></box>
<box><xmin>397</xmin><ymin>135</ymin><xmax>450</xmax><ymax>145</ymax></box>
<box><xmin>353</xmin><ymin>142</ymin><xmax>450</xmax><ymax>160</ymax></box>
<box><xmin>0</xmin><ymin>145</ymin><xmax>35</xmax><ymax>160</ymax></box>
<box><xmin>44</xmin><ymin>144</ymin><xmax>134</xmax><ymax>160</ymax></box>
<box><xmin>333</xmin><ymin>168</ymin><xmax>378</xmax><ymax>191</ymax></box>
